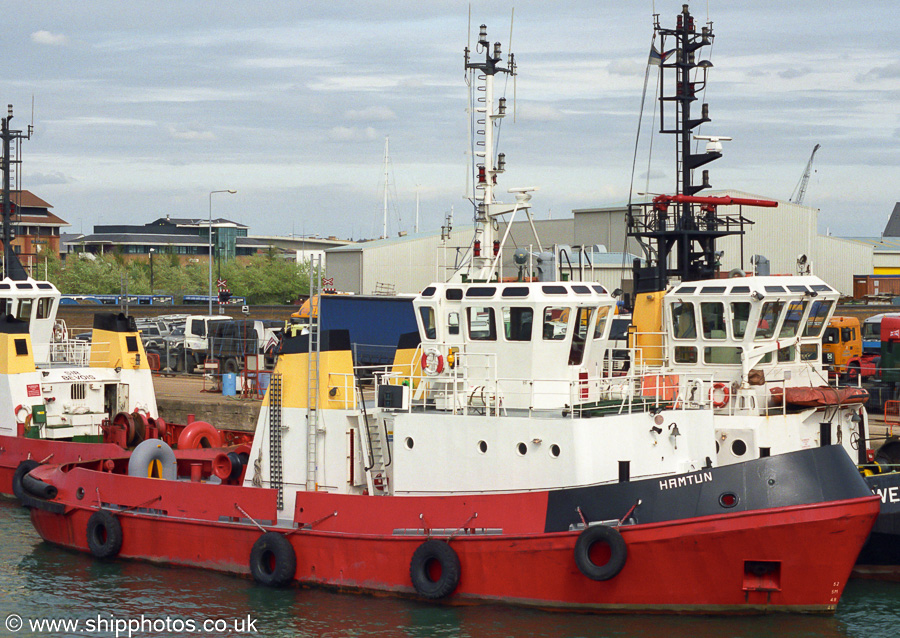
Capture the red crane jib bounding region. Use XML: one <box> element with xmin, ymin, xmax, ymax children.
<box><xmin>652</xmin><ymin>194</ymin><xmax>779</xmax><ymax>209</ymax></box>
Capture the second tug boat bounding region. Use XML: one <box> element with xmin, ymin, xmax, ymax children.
<box><xmin>24</xmin><ymin>7</ymin><xmax>878</xmax><ymax>612</ymax></box>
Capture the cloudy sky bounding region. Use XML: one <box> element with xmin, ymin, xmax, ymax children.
<box><xmin>3</xmin><ymin>1</ymin><xmax>898</xmax><ymax>241</ymax></box>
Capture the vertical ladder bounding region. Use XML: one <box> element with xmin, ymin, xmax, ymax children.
<box><xmin>268</xmin><ymin>372</ymin><xmax>283</xmax><ymax>509</ymax></box>
<box><xmin>306</xmin><ymin>256</ymin><xmax>322</xmax><ymax>489</ymax></box>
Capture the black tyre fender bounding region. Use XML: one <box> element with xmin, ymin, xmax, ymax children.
<box><xmin>223</xmin><ymin>358</ymin><xmax>239</xmax><ymax>374</ymax></box>
<box><xmin>875</xmin><ymin>437</ymin><xmax>900</xmax><ymax>467</ymax></box>
<box><xmin>249</xmin><ymin>532</ymin><xmax>296</xmax><ymax>587</ymax></box>
<box><xmin>87</xmin><ymin>510</ymin><xmax>123</xmax><ymax>559</ymax></box>
<box><xmin>574</xmin><ymin>525</ymin><xmax>627</xmax><ymax>581</ymax></box>
<box><xmin>12</xmin><ymin>459</ymin><xmax>41</xmax><ymax>504</ymax></box>
<box><xmin>409</xmin><ymin>539</ymin><xmax>461</xmax><ymax>599</ymax></box>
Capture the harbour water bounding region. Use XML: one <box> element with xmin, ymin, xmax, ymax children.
<box><xmin>1</xmin><ymin>499</ymin><xmax>898</xmax><ymax>638</ymax></box>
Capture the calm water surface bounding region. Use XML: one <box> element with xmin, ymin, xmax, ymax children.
<box><xmin>1</xmin><ymin>499</ymin><xmax>898</xmax><ymax>638</ymax></box>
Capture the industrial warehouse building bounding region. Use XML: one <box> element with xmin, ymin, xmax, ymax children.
<box><xmin>326</xmin><ymin>191</ymin><xmax>874</xmax><ymax>297</ymax></box>
<box><xmin>326</xmin><ymin>218</ymin><xmax>640</xmax><ymax>295</ymax></box>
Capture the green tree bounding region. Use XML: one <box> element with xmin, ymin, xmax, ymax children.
<box><xmin>56</xmin><ymin>254</ymin><xmax>125</xmax><ymax>294</ymax></box>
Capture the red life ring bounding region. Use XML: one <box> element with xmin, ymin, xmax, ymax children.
<box><xmin>421</xmin><ymin>348</ymin><xmax>444</xmax><ymax>376</ymax></box>
<box><xmin>710</xmin><ymin>383</ymin><xmax>730</xmax><ymax>409</ymax></box>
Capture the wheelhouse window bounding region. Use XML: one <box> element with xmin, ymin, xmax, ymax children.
<box><xmin>804</xmin><ymin>300</ymin><xmax>834</xmax><ymax>338</ymax></box>
<box><xmin>675</xmin><ymin>345</ymin><xmax>698</xmax><ymax>364</ymax></box>
<box><xmin>754</xmin><ymin>301</ymin><xmax>784</xmax><ymax>340</ymax></box>
<box><xmin>779</xmin><ymin>301</ymin><xmax>808</xmax><ymax>338</ymax></box>
<box><xmin>0</xmin><ymin>297</ymin><xmax>10</xmax><ymax>317</ymax></box>
<box><xmin>671</xmin><ymin>302</ymin><xmax>696</xmax><ymax>339</ymax></box>
<box><xmin>568</xmin><ymin>307</ymin><xmax>593</xmax><ymax>365</ymax></box>
<box><xmin>593</xmin><ymin>306</ymin><xmax>611</xmax><ymax>339</ymax></box>
<box><xmin>503</xmin><ymin>307</ymin><xmax>533</xmax><ymax>342</ymax></box>
<box><xmin>542</xmin><ymin>307</ymin><xmax>569</xmax><ymax>341</ymax></box>
<box><xmin>704</xmin><ymin>346</ymin><xmax>742</xmax><ymax>365</ymax></box>
<box><xmin>448</xmin><ymin>312</ymin><xmax>460</xmax><ymax>336</ymax></box>
<box><xmin>467</xmin><ymin>306</ymin><xmax>496</xmax><ymax>341</ymax></box>
<box><xmin>36</xmin><ymin>297</ymin><xmax>53</xmax><ymax>320</ymax></box>
<box><xmin>777</xmin><ymin>345</ymin><xmax>796</xmax><ymax>363</ymax></box>
<box><xmin>419</xmin><ymin>307</ymin><xmax>437</xmax><ymax>340</ymax></box>
<box><xmin>16</xmin><ymin>298</ymin><xmax>32</xmax><ymax>322</ymax></box>
<box><xmin>731</xmin><ymin>302</ymin><xmax>751</xmax><ymax>339</ymax></box>
<box><xmin>700</xmin><ymin>302</ymin><xmax>726</xmax><ymax>340</ymax></box>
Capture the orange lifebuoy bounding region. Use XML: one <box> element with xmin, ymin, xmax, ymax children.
<box><xmin>710</xmin><ymin>382</ymin><xmax>730</xmax><ymax>409</ymax></box>
<box><xmin>421</xmin><ymin>348</ymin><xmax>444</xmax><ymax>376</ymax></box>
<box><xmin>176</xmin><ymin>420</ymin><xmax>223</xmax><ymax>449</ymax></box>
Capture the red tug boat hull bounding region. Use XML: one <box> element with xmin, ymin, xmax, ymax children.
<box><xmin>26</xmin><ymin>450</ymin><xmax>879</xmax><ymax>613</ymax></box>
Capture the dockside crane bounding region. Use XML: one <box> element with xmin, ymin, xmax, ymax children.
<box><xmin>790</xmin><ymin>144</ymin><xmax>821</xmax><ymax>205</ymax></box>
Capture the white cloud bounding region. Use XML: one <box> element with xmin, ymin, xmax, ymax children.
<box><xmin>27</xmin><ymin>171</ymin><xmax>72</xmax><ymax>185</ymax></box>
<box><xmin>344</xmin><ymin>106</ymin><xmax>397</xmax><ymax>122</ymax></box>
<box><xmin>235</xmin><ymin>57</ymin><xmax>333</xmax><ymax>70</ymax></box>
<box><xmin>46</xmin><ymin>116</ymin><xmax>155</xmax><ymax>127</ymax></box>
<box><xmin>517</xmin><ymin>104</ymin><xmax>564</xmax><ymax>121</ymax></box>
<box><xmin>607</xmin><ymin>58</ymin><xmax>645</xmax><ymax>77</ymax></box>
<box><xmin>328</xmin><ymin>126</ymin><xmax>377</xmax><ymax>141</ymax></box>
<box><xmin>31</xmin><ymin>30</ymin><xmax>68</xmax><ymax>46</ymax></box>
<box><xmin>168</xmin><ymin>127</ymin><xmax>216</xmax><ymax>141</ymax></box>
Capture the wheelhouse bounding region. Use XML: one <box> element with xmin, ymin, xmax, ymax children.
<box><xmin>412</xmin><ymin>282</ymin><xmax>619</xmax><ymax>410</ymax></box>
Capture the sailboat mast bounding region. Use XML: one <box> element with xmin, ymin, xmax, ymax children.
<box><xmin>382</xmin><ymin>136</ymin><xmax>389</xmax><ymax>239</ymax></box>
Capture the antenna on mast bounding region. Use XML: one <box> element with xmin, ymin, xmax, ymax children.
<box><xmin>627</xmin><ymin>5</ymin><xmax>764</xmax><ymax>292</ymax></box>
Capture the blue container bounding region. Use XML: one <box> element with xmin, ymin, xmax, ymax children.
<box><xmin>222</xmin><ymin>372</ymin><xmax>237</xmax><ymax>396</ymax></box>
<box><xmin>258</xmin><ymin>372</ymin><xmax>271</xmax><ymax>393</ymax></box>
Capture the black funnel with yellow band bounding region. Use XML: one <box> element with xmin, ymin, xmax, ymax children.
<box><xmin>89</xmin><ymin>313</ymin><xmax>149</xmax><ymax>370</ymax></box>
<box><xmin>0</xmin><ymin>315</ymin><xmax>36</xmax><ymax>375</ymax></box>
<box><xmin>390</xmin><ymin>331</ymin><xmax>422</xmax><ymax>381</ymax></box>
<box><xmin>268</xmin><ymin>329</ymin><xmax>354</xmax><ymax>410</ymax></box>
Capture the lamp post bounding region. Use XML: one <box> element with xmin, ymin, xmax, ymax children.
<box><xmin>208</xmin><ymin>189</ymin><xmax>236</xmax><ymax>314</ymax></box>
<box><xmin>149</xmin><ymin>248</ymin><xmax>155</xmax><ymax>293</ymax></box>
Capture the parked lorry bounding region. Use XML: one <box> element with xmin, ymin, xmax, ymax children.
<box><xmin>208</xmin><ymin>319</ymin><xmax>283</xmax><ymax>373</ymax></box>
<box><xmin>822</xmin><ymin>316</ymin><xmax>874</xmax><ymax>380</ymax></box>
<box><xmin>835</xmin><ymin>315</ymin><xmax>900</xmax><ymax>412</ymax></box>
<box><xmin>861</xmin><ymin>312</ymin><xmax>900</xmax><ymax>355</ymax></box>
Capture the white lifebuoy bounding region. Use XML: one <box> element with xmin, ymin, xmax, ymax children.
<box><xmin>710</xmin><ymin>382</ymin><xmax>730</xmax><ymax>408</ymax></box>
<box><xmin>14</xmin><ymin>404</ymin><xmax>30</xmax><ymax>425</ymax></box>
<box><xmin>52</xmin><ymin>321</ymin><xmax>67</xmax><ymax>342</ymax></box>
<box><xmin>421</xmin><ymin>348</ymin><xmax>444</xmax><ymax>376</ymax></box>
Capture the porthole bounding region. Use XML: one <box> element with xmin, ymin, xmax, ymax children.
<box><xmin>719</xmin><ymin>492</ymin><xmax>739</xmax><ymax>508</ymax></box>
<box><xmin>76</xmin><ymin>487</ymin><xmax>85</xmax><ymax>500</ymax></box>
<box><xmin>478</xmin><ymin>440</ymin><xmax>488</xmax><ymax>454</ymax></box>
<box><xmin>549</xmin><ymin>444</ymin><xmax>560</xmax><ymax>458</ymax></box>
<box><xmin>405</xmin><ymin>437</ymin><xmax>414</xmax><ymax>450</ymax></box>
<box><xmin>517</xmin><ymin>442</ymin><xmax>527</xmax><ymax>456</ymax></box>
<box><xmin>731</xmin><ymin>439</ymin><xmax>747</xmax><ymax>457</ymax></box>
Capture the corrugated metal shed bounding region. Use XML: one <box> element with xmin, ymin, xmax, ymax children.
<box><xmin>326</xmin><ymin>226</ymin><xmax>476</xmax><ymax>295</ymax></box>
<box><xmin>325</xmin><ymin>220</ymin><xmax>637</xmax><ymax>295</ymax></box>
<box><xmin>327</xmin><ymin>191</ymin><xmax>872</xmax><ymax>296</ymax></box>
